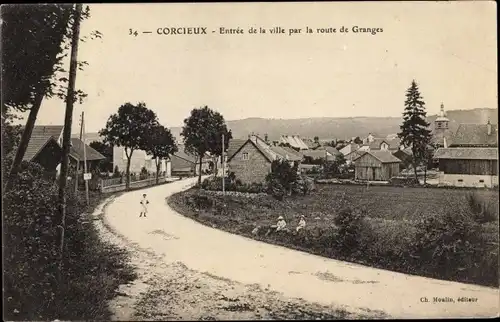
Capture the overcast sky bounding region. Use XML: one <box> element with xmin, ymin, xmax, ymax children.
<box><xmin>25</xmin><ymin>2</ymin><xmax>497</xmax><ymax>133</ymax></box>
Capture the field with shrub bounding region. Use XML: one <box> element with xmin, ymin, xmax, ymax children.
<box><xmin>168</xmin><ymin>184</ymin><xmax>499</xmax><ymax>287</ymax></box>
<box><xmin>3</xmin><ymin>161</ymin><xmax>137</xmax><ymax>320</ymax></box>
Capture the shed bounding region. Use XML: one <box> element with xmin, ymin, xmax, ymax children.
<box><xmin>353</xmin><ymin>150</ymin><xmax>401</xmax><ymax>181</ymax></box>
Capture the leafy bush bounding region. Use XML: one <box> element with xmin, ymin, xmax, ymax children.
<box><xmin>466</xmin><ymin>192</ymin><xmax>498</xmax><ymax>223</ymax></box>
<box><xmin>333</xmin><ymin>200</ymin><xmax>368</xmax><ymax>255</ymax></box>
<box><xmin>266</xmin><ymin>159</ymin><xmax>300</xmax><ymax>199</ymax></box>
<box><xmin>408</xmin><ymin>205</ymin><xmax>494</xmax><ymax>284</ymax></box>
<box><xmin>3</xmin><ymin>161</ymin><xmax>136</xmax><ymax>320</ymax></box>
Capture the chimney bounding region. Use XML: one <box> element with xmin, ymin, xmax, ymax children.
<box><xmin>487</xmin><ymin>119</ymin><xmax>492</xmax><ymax>136</ymax></box>
<box><xmin>264</xmin><ymin>133</ymin><xmax>269</xmax><ymax>142</ymax></box>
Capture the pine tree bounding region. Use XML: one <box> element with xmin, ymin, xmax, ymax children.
<box><xmin>398</xmin><ymin>80</ymin><xmax>432</xmax><ymax>182</ymax></box>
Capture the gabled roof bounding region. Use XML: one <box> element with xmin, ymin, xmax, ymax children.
<box><xmin>280</xmin><ymin>146</ymin><xmax>304</xmax><ymax>159</ymax></box>
<box><xmin>434</xmin><ymin>148</ymin><xmax>498</xmax><ymax>160</ymax></box>
<box><xmin>368</xmin><ymin>138</ymin><xmax>400</xmax><ymax>150</ymax></box>
<box><xmin>227</xmin><ymin>139</ymin><xmax>272</xmax><ymax>163</ymax></box>
<box><xmin>69</xmin><ymin>138</ymin><xmax>105</xmax><ymax>161</ymax></box>
<box><xmin>23</xmin><ymin>125</ymin><xmax>64</xmax><ymax>161</ymax></box>
<box><xmin>353</xmin><ymin>150</ymin><xmax>401</xmax><ymax>163</ymax></box>
<box><xmin>450</xmin><ymin>123</ymin><xmax>498</xmax><ymax>147</ymax></box>
<box><xmin>226</xmin><ymin>139</ymin><xmax>247</xmax><ymax>159</ymax></box>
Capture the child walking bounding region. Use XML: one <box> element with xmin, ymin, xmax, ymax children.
<box><xmin>140</xmin><ymin>193</ymin><xmax>149</xmax><ymax>217</ymax></box>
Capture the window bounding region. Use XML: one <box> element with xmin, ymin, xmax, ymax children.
<box><xmin>242</xmin><ymin>152</ymin><xmax>249</xmax><ymax>160</ymax></box>
<box><xmin>458</xmin><ymin>179</ymin><xmax>463</xmax><ymax>182</ymax></box>
<box><xmin>479</xmin><ymin>179</ymin><xmax>485</xmax><ymax>183</ymax></box>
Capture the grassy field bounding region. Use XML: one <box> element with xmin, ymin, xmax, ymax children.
<box><xmin>168</xmin><ymin>184</ymin><xmax>499</xmax><ymax>287</ymax></box>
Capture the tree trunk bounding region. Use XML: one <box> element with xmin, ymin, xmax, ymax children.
<box><xmin>156</xmin><ymin>159</ymin><xmax>160</xmax><ymax>184</ymax></box>
<box><xmin>4</xmin><ymin>89</ymin><xmax>45</xmax><ymax>191</ymax></box>
<box><xmin>126</xmin><ymin>155</ymin><xmax>131</xmax><ymax>190</ymax></box>
<box><xmin>424</xmin><ymin>161</ymin><xmax>428</xmax><ymax>185</ymax></box>
<box><xmin>198</xmin><ymin>154</ymin><xmax>203</xmax><ymax>186</ymax></box>
<box><xmin>213</xmin><ymin>156</ymin><xmax>218</xmax><ymax>177</ymax></box>
<box><xmin>56</xmin><ymin>2</ymin><xmax>83</xmax><ymax>283</ymax></box>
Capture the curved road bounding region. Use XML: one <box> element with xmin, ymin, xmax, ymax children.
<box><xmin>105</xmin><ymin>178</ymin><xmax>499</xmax><ymax>319</ymax></box>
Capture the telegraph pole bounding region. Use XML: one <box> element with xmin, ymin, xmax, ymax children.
<box><xmin>57</xmin><ymin>3</ymin><xmax>83</xmax><ymax>277</ymax></box>
<box><xmin>82</xmin><ymin>111</ymin><xmax>89</xmax><ymax>205</ymax></box>
<box><xmin>222</xmin><ymin>133</ymin><xmax>225</xmax><ymax>195</ymax></box>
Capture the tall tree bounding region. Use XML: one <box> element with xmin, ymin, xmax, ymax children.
<box><xmin>398</xmin><ymin>80</ymin><xmax>432</xmax><ymax>181</ymax></box>
<box><xmin>99</xmin><ymin>102</ymin><xmax>159</xmax><ymax>189</ymax></box>
<box><xmin>181</xmin><ymin>106</ymin><xmax>231</xmax><ymax>185</ymax></box>
<box><xmin>2</xmin><ymin>4</ymin><xmax>101</xmax><ymax>190</ymax></box>
<box><xmin>144</xmin><ymin>124</ymin><xmax>178</xmax><ymax>184</ymax></box>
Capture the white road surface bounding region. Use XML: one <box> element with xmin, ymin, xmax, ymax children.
<box><xmin>104</xmin><ymin>177</ymin><xmax>499</xmax><ymax>319</ymax></box>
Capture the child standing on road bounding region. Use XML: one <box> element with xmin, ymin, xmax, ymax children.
<box><xmin>140</xmin><ymin>193</ymin><xmax>149</xmax><ymax>217</ymax></box>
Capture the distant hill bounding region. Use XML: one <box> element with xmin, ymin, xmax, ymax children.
<box><xmin>80</xmin><ymin>108</ymin><xmax>498</xmax><ymax>143</ymax></box>
<box><xmin>169</xmin><ymin>108</ymin><xmax>498</xmax><ymax>141</ymax></box>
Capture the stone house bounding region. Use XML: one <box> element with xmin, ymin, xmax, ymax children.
<box><xmin>113</xmin><ymin>146</ymin><xmax>171</xmax><ymax>176</ymax></box>
<box><xmin>227</xmin><ymin>135</ymin><xmax>300</xmax><ymax>184</ymax></box>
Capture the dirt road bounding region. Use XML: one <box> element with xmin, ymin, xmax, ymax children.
<box><xmin>94</xmin><ymin>178</ymin><xmax>499</xmax><ymax>320</ymax></box>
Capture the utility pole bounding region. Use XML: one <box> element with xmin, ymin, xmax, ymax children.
<box><xmin>222</xmin><ymin>133</ymin><xmax>225</xmax><ymax>195</ymax></box>
<box><xmin>82</xmin><ymin>111</ymin><xmax>89</xmax><ymax>205</ymax></box>
<box><xmin>57</xmin><ymin>3</ymin><xmax>83</xmax><ymax>277</ymax></box>
<box><xmin>74</xmin><ymin>112</ymin><xmax>83</xmax><ymax>194</ymax></box>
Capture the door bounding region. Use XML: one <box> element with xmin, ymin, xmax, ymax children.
<box><xmin>371</xmin><ymin>167</ymin><xmax>376</xmax><ymax>181</ymax></box>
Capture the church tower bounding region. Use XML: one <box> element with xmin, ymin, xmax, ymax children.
<box><xmin>435</xmin><ymin>103</ymin><xmax>449</xmax><ymax>130</ymax></box>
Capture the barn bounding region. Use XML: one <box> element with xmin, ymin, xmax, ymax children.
<box><xmin>353</xmin><ymin>150</ymin><xmax>401</xmax><ymax>181</ymax></box>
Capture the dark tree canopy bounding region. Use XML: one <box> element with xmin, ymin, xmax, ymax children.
<box><xmin>145</xmin><ymin>124</ymin><xmax>178</xmax><ymax>182</ymax></box>
<box><xmin>181</xmin><ymin>106</ymin><xmax>231</xmax><ymax>184</ymax></box>
<box><xmin>89</xmin><ymin>141</ymin><xmax>113</xmax><ymax>172</ymax></box>
<box><xmin>1</xmin><ymin>4</ymin><xmax>99</xmax><ymax>114</ymax></box>
<box><xmin>99</xmin><ymin>102</ymin><xmax>159</xmax><ymax>188</ymax></box>
<box><xmin>99</xmin><ymin>102</ymin><xmax>159</xmax><ymax>154</ymax></box>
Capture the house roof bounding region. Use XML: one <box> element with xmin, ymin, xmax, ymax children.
<box><xmin>226</xmin><ymin>139</ymin><xmax>247</xmax><ymax>159</ymax></box>
<box><xmin>69</xmin><ymin>138</ymin><xmax>105</xmax><ymax>161</ymax></box>
<box><xmin>353</xmin><ymin>150</ymin><xmax>402</xmax><ymax>163</ymax></box>
<box><xmin>228</xmin><ymin>136</ymin><xmax>302</xmax><ymax>163</ymax></box>
<box><xmin>23</xmin><ymin>125</ymin><xmax>64</xmax><ymax>161</ymax></box>
<box><xmin>340</xmin><ymin>143</ymin><xmax>359</xmax><ymax>155</ymax></box>
<box><xmin>431</xmin><ymin>129</ymin><xmax>455</xmax><ymax>147</ymax></box>
<box><xmin>279</xmin><ymin>135</ymin><xmax>309</xmax><ymax>150</ymax></box>
<box><xmin>270</xmin><ymin>145</ymin><xmax>302</xmax><ymax>161</ymax></box>
<box><xmin>280</xmin><ymin>146</ymin><xmax>304</xmax><ymax>159</ymax></box>
<box><xmin>434</xmin><ymin>148</ymin><xmax>498</xmax><ymax>160</ymax></box>
<box><xmin>450</xmin><ymin>123</ymin><xmax>498</xmax><ymax>147</ymax></box>
<box><xmin>322</xmin><ymin>146</ymin><xmax>342</xmax><ymax>156</ymax></box>
<box><xmin>174</xmin><ymin>145</ymin><xmax>211</xmax><ymax>162</ymax></box>
<box><xmin>367</xmin><ymin>138</ymin><xmax>400</xmax><ymax>150</ymax></box>
<box><xmin>346</xmin><ymin>149</ymin><xmax>364</xmax><ymax>158</ymax></box>
<box><xmin>303</xmin><ymin>149</ymin><xmax>329</xmax><ymax>160</ymax></box>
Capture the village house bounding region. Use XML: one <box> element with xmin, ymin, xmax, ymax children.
<box><xmin>353</xmin><ymin>150</ymin><xmax>401</xmax><ymax>181</ymax></box>
<box><xmin>23</xmin><ymin>125</ymin><xmax>105</xmax><ymax>173</ymax></box>
<box><xmin>113</xmin><ymin>146</ymin><xmax>172</xmax><ymax>176</ymax></box>
<box><xmin>359</xmin><ymin>137</ymin><xmax>401</xmax><ymax>152</ymax></box>
<box><xmin>169</xmin><ymin>147</ymin><xmax>210</xmax><ymax>177</ymax></box>
<box><xmin>434</xmin><ymin>120</ymin><xmax>498</xmax><ymax>188</ymax></box>
<box><xmin>345</xmin><ymin>149</ymin><xmax>364</xmax><ymax>165</ymax></box>
<box><xmin>227</xmin><ymin>134</ymin><xmax>301</xmax><ymax>184</ymax></box>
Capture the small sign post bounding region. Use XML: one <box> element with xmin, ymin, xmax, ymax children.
<box><xmin>83</xmin><ymin>173</ymin><xmax>92</xmax><ymax>181</ymax></box>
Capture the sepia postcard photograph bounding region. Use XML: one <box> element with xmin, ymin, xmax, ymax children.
<box><xmin>1</xmin><ymin>1</ymin><xmax>498</xmax><ymax>320</ymax></box>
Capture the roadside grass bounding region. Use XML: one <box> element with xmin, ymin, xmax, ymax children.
<box><xmin>168</xmin><ymin>184</ymin><xmax>499</xmax><ymax>287</ymax></box>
